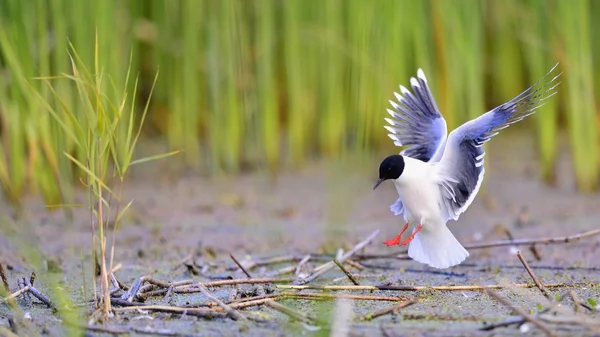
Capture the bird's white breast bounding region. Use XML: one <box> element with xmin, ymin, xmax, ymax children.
<box><xmin>393</xmin><ymin>157</ymin><xmax>444</xmax><ymax>229</ymax></box>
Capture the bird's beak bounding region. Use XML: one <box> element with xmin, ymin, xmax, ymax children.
<box><xmin>373</xmin><ymin>178</ymin><xmax>385</xmax><ymax>190</ymax></box>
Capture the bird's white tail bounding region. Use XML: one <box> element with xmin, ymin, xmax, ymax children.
<box><xmin>408</xmin><ymin>225</ymin><xmax>469</xmax><ymax>269</ymax></box>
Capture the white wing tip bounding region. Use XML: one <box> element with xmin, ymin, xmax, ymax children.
<box><xmin>393</xmin><ymin>91</ymin><xmax>403</xmax><ymax>102</ymax></box>
<box><xmin>387</xmin><ymin>134</ymin><xmax>400</xmax><ymax>142</ymax></box>
<box><xmin>417</xmin><ymin>68</ymin><xmax>427</xmax><ymax>82</ymax></box>
<box><xmin>410</xmin><ymin>77</ymin><xmax>419</xmax><ymax>88</ymax></box>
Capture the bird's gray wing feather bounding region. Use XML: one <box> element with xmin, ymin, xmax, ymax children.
<box><xmin>390</xmin><ymin>197</ymin><xmax>404</xmax><ymax>215</ymax></box>
<box><xmin>385</xmin><ymin>69</ymin><xmax>447</xmax><ymax>163</ymax></box>
<box><xmin>435</xmin><ymin>64</ymin><xmax>561</xmax><ymax>221</ymax></box>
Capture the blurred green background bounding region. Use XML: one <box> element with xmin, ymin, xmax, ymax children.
<box><xmin>0</xmin><ymin>0</ymin><xmax>598</xmax><ymax>206</ymax></box>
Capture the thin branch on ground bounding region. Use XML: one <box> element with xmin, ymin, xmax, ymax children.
<box><xmin>0</xmin><ymin>286</ymin><xmax>30</xmax><ymax>304</ymax></box>
<box><xmin>357</xmin><ymin>300</ymin><xmax>417</xmax><ymax>321</ymax></box>
<box><xmin>230</xmin><ymin>254</ymin><xmax>253</xmax><ymax>279</ymax></box>
<box><xmin>485</xmin><ymin>290</ymin><xmax>556</xmax><ymax>337</ymax></box>
<box><xmin>516</xmin><ymin>251</ymin><xmax>550</xmax><ymax>298</ymax></box>
<box><xmin>294</xmin><ymin>230</ymin><xmax>380</xmax><ymax>285</ymax></box>
<box><xmin>267</xmin><ymin>265</ymin><xmax>296</xmax><ymax>277</ymax></box>
<box><xmin>113</xmin><ymin>305</ymin><xmax>227</xmax><ymax>318</ymax></box>
<box><xmin>228</xmin><ymin>297</ymin><xmax>280</xmax><ymax>310</ymax></box>
<box><xmin>345</xmin><ymin>260</ymin><xmax>365</xmax><ymax>270</ymax></box>
<box><xmin>333</xmin><ymin>259</ymin><xmax>360</xmax><ymax>285</ymax></box>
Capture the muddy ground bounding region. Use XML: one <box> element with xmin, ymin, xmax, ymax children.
<box><xmin>1</xmin><ymin>131</ymin><xmax>600</xmax><ymax>336</ymax></box>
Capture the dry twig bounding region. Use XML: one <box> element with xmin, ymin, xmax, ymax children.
<box><xmin>357</xmin><ymin>300</ymin><xmax>417</xmax><ymax>321</ymax></box>
<box><xmin>230</xmin><ymin>254</ymin><xmax>252</xmax><ymax>279</ymax></box>
<box><xmin>0</xmin><ymin>286</ymin><xmax>30</xmax><ymax>304</ymax></box>
<box><xmin>516</xmin><ymin>251</ymin><xmax>550</xmax><ymax>298</ymax></box>
<box><xmin>333</xmin><ymin>259</ymin><xmax>360</xmax><ymax>285</ymax></box>
<box><xmin>112</xmin><ymin>305</ymin><xmax>227</xmax><ymax>319</ymax></box>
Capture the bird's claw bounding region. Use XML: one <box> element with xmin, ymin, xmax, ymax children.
<box><xmin>383</xmin><ymin>223</ymin><xmax>423</xmax><ymax>246</ymax></box>
<box><xmin>383</xmin><ymin>223</ymin><xmax>409</xmax><ymax>246</ymax></box>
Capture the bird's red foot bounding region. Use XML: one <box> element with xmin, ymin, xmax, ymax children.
<box><xmin>399</xmin><ymin>224</ymin><xmax>423</xmax><ymax>246</ymax></box>
<box><xmin>383</xmin><ymin>223</ymin><xmax>409</xmax><ymax>246</ymax></box>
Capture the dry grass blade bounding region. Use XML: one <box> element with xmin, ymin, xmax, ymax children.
<box><xmin>228</xmin><ymin>297</ymin><xmax>280</xmax><ymax>310</ymax></box>
<box><xmin>195</xmin><ymin>283</ymin><xmax>248</xmax><ymax>321</ymax></box>
<box><xmin>485</xmin><ymin>290</ymin><xmax>556</xmax><ymax>337</ymax></box>
<box><xmin>0</xmin><ymin>286</ymin><xmax>30</xmax><ymax>304</ymax></box>
<box><xmin>112</xmin><ymin>305</ymin><xmax>226</xmax><ymax>319</ymax></box>
<box><xmin>516</xmin><ymin>251</ymin><xmax>550</xmax><ymax>298</ymax></box>
<box><xmin>357</xmin><ymin>300</ymin><xmax>417</xmax><ymax>321</ymax></box>
<box><xmin>295</xmin><ymin>230</ymin><xmax>380</xmax><ymax>285</ymax></box>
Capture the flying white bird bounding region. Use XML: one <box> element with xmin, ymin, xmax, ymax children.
<box><xmin>373</xmin><ymin>64</ymin><xmax>561</xmax><ymax>269</ymax></box>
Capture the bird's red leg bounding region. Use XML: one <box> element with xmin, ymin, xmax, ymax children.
<box><xmin>383</xmin><ymin>223</ymin><xmax>409</xmax><ymax>246</ymax></box>
<box><xmin>399</xmin><ymin>224</ymin><xmax>423</xmax><ymax>246</ymax></box>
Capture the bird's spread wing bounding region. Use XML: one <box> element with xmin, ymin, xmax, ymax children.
<box><xmin>385</xmin><ymin>69</ymin><xmax>448</xmax><ymax>163</ymax></box>
<box><xmin>435</xmin><ymin>64</ymin><xmax>561</xmax><ymax>221</ymax></box>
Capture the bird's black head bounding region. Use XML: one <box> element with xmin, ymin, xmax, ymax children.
<box><xmin>373</xmin><ymin>155</ymin><xmax>405</xmax><ymax>190</ymax></box>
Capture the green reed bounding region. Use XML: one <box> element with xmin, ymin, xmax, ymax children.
<box><xmin>557</xmin><ymin>0</ymin><xmax>598</xmax><ymax>192</ymax></box>
<box><xmin>0</xmin><ymin>0</ymin><xmax>598</xmax><ymax>206</ymax></box>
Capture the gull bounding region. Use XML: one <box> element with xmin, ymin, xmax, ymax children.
<box><xmin>373</xmin><ymin>64</ymin><xmax>561</xmax><ymax>269</ymax></box>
